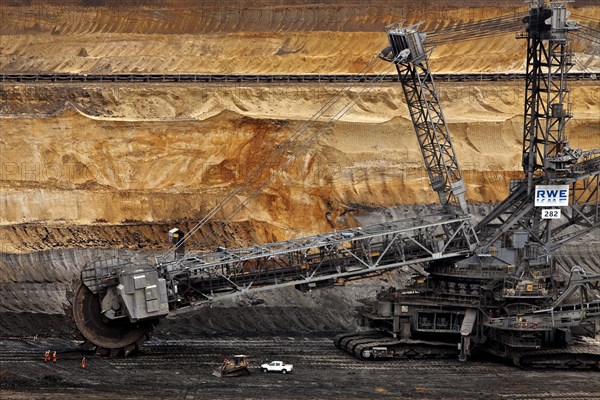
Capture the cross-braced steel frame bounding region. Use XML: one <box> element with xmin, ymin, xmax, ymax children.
<box><xmin>158</xmin><ymin>213</ymin><xmax>478</xmax><ymax>309</ymax></box>
<box><xmin>476</xmin><ymin>1</ymin><xmax>599</xmax><ymax>252</ymax></box>
<box><xmin>521</xmin><ymin>1</ymin><xmax>574</xmax><ymax>194</ymax></box>
<box><xmin>384</xmin><ymin>26</ymin><xmax>470</xmax><ymax>216</ymax></box>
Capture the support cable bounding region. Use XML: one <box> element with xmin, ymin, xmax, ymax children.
<box><xmin>161</xmin><ymin>53</ymin><xmax>395</xmax><ymax>259</ymax></box>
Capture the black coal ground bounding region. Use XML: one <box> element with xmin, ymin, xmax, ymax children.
<box><xmin>2</xmin><ymin>334</ymin><xmax>600</xmax><ymax>400</ymax></box>
<box><xmin>2</xmin><ymin>243</ymin><xmax>600</xmax><ymax>399</ymax></box>
<box><xmin>1</xmin><ymin>306</ymin><xmax>600</xmax><ymax>400</ymax></box>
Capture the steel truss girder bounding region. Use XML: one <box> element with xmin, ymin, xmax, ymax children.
<box><xmin>521</xmin><ymin>6</ymin><xmax>573</xmax><ymax>194</ymax></box>
<box><xmin>160</xmin><ymin>214</ymin><xmax>478</xmax><ymax>308</ymax></box>
<box><xmin>394</xmin><ymin>60</ymin><xmax>468</xmax><ymax>213</ymax></box>
<box><xmin>476</xmin><ymin>168</ymin><xmax>600</xmax><ymax>250</ymax></box>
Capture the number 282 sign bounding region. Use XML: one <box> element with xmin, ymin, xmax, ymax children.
<box><xmin>534</xmin><ymin>185</ymin><xmax>569</xmax><ymax>207</ymax></box>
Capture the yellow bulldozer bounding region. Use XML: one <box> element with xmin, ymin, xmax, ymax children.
<box><xmin>213</xmin><ymin>354</ymin><xmax>251</xmax><ymax>377</ymax></box>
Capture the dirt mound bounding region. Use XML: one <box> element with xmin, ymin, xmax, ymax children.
<box><xmin>0</xmin><ymin>313</ymin><xmax>72</xmax><ymax>338</ymax></box>
<box><xmin>157</xmin><ymin>306</ymin><xmax>354</xmax><ymax>338</ymax></box>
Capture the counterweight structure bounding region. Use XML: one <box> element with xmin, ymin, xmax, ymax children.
<box><xmin>70</xmin><ymin>1</ymin><xmax>600</xmax><ymax>367</ymax></box>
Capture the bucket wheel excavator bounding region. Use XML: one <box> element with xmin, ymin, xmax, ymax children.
<box><xmin>70</xmin><ymin>0</ymin><xmax>600</xmax><ymax>366</ymax></box>
<box><xmin>335</xmin><ymin>0</ymin><xmax>600</xmax><ymax>368</ymax></box>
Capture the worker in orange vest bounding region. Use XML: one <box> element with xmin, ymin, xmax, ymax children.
<box><xmin>81</xmin><ymin>357</ymin><xmax>86</xmax><ymax>370</ymax></box>
<box><xmin>52</xmin><ymin>351</ymin><xmax>57</xmax><ymax>363</ymax></box>
<box><xmin>44</xmin><ymin>350</ymin><xmax>50</xmax><ymax>362</ymax></box>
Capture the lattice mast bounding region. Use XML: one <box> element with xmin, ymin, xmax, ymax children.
<box><xmin>475</xmin><ymin>0</ymin><xmax>597</xmax><ymax>253</ymax></box>
<box><xmin>520</xmin><ymin>0</ymin><xmax>578</xmax><ymax>192</ymax></box>
<box><xmin>381</xmin><ymin>24</ymin><xmax>469</xmax><ymax>216</ymax></box>
<box><xmin>517</xmin><ymin>0</ymin><xmax>580</xmax><ymax>247</ymax></box>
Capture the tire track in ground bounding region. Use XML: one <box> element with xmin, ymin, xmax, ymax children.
<box><xmin>1</xmin><ymin>336</ymin><xmax>599</xmax><ymax>399</ymax></box>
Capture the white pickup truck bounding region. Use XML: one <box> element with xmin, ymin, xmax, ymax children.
<box><xmin>260</xmin><ymin>360</ymin><xmax>293</xmax><ymax>374</ymax></box>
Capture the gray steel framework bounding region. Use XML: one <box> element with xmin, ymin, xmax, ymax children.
<box><xmin>476</xmin><ymin>166</ymin><xmax>600</xmax><ymax>250</ymax></box>
<box><xmin>73</xmin><ymin>3</ymin><xmax>599</xmax><ymax>360</ymax></box>
<box><xmin>520</xmin><ymin>1</ymin><xmax>577</xmax><ymax>193</ymax></box>
<box><xmin>476</xmin><ymin>1</ymin><xmax>599</xmax><ymax>251</ymax></box>
<box><xmin>84</xmin><ymin>214</ymin><xmax>476</xmax><ymax>308</ymax></box>
<box><xmin>383</xmin><ymin>25</ymin><xmax>469</xmax><ymax>216</ymax></box>
<box><xmin>81</xmin><ymin>214</ymin><xmax>478</xmax><ymax>312</ymax></box>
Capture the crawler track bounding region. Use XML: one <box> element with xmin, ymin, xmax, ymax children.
<box><xmin>335</xmin><ymin>332</ymin><xmax>600</xmax><ymax>369</ymax></box>
<box><xmin>334</xmin><ymin>331</ymin><xmax>458</xmax><ymax>360</ymax></box>
<box><xmin>514</xmin><ymin>342</ymin><xmax>600</xmax><ymax>370</ymax></box>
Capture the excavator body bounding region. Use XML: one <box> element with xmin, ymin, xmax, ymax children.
<box><xmin>69</xmin><ymin>1</ymin><xmax>600</xmax><ymax>368</ymax></box>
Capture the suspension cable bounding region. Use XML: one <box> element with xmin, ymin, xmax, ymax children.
<box><xmin>162</xmin><ymin>13</ymin><xmax>598</xmax><ymax>259</ymax></box>
<box><xmin>161</xmin><ymin>53</ymin><xmax>393</xmax><ymax>259</ymax></box>
<box><xmin>211</xmin><ymin>60</ymin><xmax>399</xmax><ymax>230</ymax></box>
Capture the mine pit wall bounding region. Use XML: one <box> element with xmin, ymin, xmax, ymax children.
<box><xmin>0</xmin><ymin>248</ymin><xmax>154</xmax><ymax>314</ymax></box>
<box><xmin>1</xmin><ymin>82</ymin><xmax>598</xmax><ymax>245</ymax></box>
<box><xmin>1</xmin><ymin>80</ymin><xmax>599</xmax><ymax>320</ymax></box>
<box><xmin>0</xmin><ymin>1</ymin><xmax>598</xmax><ymax>74</ymax></box>
<box><xmin>1</xmin><ymin>0</ymin><xmax>599</xmax><ymax>328</ymax></box>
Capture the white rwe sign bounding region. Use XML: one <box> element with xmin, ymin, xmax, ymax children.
<box><xmin>534</xmin><ymin>185</ymin><xmax>569</xmax><ymax>207</ymax></box>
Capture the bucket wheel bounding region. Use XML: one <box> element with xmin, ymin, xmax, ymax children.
<box><xmin>71</xmin><ymin>282</ymin><xmax>154</xmax><ymax>357</ymax></box>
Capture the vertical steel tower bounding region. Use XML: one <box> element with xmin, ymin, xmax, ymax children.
<box><xmin>477</xmin><ymin>1</ymin><xmax>598</xmax><ymax>253</ymax></box>
<box><xmin>521</xmin><ymin>0</ymin><xmax>577</xmax><ymax>189</ymax></box>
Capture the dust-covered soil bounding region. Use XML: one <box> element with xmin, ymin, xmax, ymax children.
<box><xmin>1</xmin><ymin>1</ymin><xmax>598</xmax><ymax>254</ymax></box>
<box><xmin>1</xmin><ymin>0</ymin><xmax>598</xmax><ymax>74</ymax></box>
<box><xmin>2</xmin><ymin>336</ymin><xmax>600</xmax><ymax>400</ymax></box>
<box><xmin>1</xmin><ymin>243</ymin><xmax>600</xmax><ymax>400</ymax></box>
<box><xmin>1</xmin><ymin>81</ymin><xmax>598</xmax><ymax>254</ymax></box>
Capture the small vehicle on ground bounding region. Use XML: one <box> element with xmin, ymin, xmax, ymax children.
<box><xmin>214</xmin><ymin>354</ymin><xmax>251</xmax><ymax>377</ymax></box>
<box><xmin>260</xmin><ymin>360</ymin><xmax>293</xmax><ymax>374</ymax></box>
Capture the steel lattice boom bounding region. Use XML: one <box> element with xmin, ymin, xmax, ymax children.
<box><xmin>81</xmin><ymin>214</ymin><xmax>477</xmax><ymax>312</ymax></box>
<box><xmin>381</xmin><ymin>24</ymin><xmax>470</xmax><ymax>216</ymax></box>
